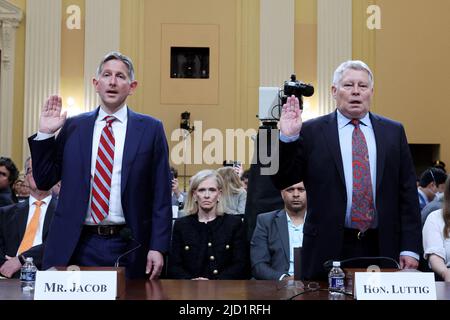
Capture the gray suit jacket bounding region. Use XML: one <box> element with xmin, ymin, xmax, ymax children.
<box><xmin>250</xmin><ymin>209</ymin><xmax>291</xmax><ymax>280</ymax></box>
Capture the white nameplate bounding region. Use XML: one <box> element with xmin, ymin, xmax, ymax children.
<box><xmin>34</xmin><ymin>271</ymin><xmax>117</xmax><ymax>300</ymax></box>
<box><xmin>354</xmin><ymin>272</ymin><xmax>436</xmax><ymax>300</ymax></box>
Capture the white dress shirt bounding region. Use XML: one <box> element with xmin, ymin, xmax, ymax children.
<box><xmin>16</xmin><ymin>194</ymin><xmax>52</xmax><ymax>256</ymax></box>
<box><xmin>35</xmin><ymin>105</ymin><xmax>128</xmax><ymax>225</ymax></box>
<box><xmin>286</xmin><ymin>213</ymin><xmax>304</xmax><ymax>275</ymax></box>
<box><xmin>423</xmin><ymin>209</ymin><xmax>450</xmax><ymax>266</ymax></box>
<box><xmin>84</xmin><ymin>106</ymin><xmax>127</xmax><ymax>225</ymax></box>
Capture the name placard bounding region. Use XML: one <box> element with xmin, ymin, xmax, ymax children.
<box><xmin>34</xmin><ymin>271</ymin><xmax>117</xmax><ymax>300</ymax></box>
<box><xmin>354</xmin><ymin>272</ymin><xmax>436</xmax><ymax>300</ymax></box>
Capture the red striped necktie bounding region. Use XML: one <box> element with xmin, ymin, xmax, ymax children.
<box><xmin>350</xmin><ymin>119</ymin><xmax>375</xmax><ymax>232</ymax></box>
<box><xmin>91</xmin><ymin>115</ymin><xmax>116</xmax><ymax>224</ymax></box>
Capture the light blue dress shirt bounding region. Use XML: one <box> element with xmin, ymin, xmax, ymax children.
<box><xmin>286</xmin><ymin>213</ymin><xmax>304</xmax><ymax>275</ymax></box>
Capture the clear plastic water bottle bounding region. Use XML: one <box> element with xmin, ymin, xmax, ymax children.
<box><xmin>20</xmin><ymin>257</ymin><xmax>37</xmax><ymax>292</ymax></box>
<box><xmin>328</xmin><ymin>261</ymin><xmax>345</xmax><ymax>295</ymax></box>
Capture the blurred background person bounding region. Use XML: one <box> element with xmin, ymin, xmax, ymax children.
<box><xmin>13</xmin><ymin>176</ymin><xmax>30</xmax><ymax>203</ymax></box>
<box><xmin>170</xmin><ymin>166</ymin><xmax>185</xmax><ymax>209</ymax></box>
<box><xmin>216</xmin><ymin>166</ymin><xmax>247</xmax><ymax>217</ymax></box>
<box><xmin>240</xmin><ymin>169</ymin><xmax>250</xmax><ymax>191</ymax></box>
<box><xmin>0</xmin><ymin>157</ymin><xmax>19</xmax><ymax>207</ymax></box>
<box><xmin>423</xmin><ymin>176</ymin><xmax>450</xmax><ymax>281</ymax></box>
<box><xmin>167</xmin><ymin>169</ymin><xmax>249</xmax><ymax>280</ymax></box>
<box><xmin>0</xmin><ymin>157</ymin><xmax>56</xmax><ymax>278</ymax></box>
<box><xmin>417</xmin><ymin>167</ymin><xmax>447</xmax><ymax>211</ymax></box>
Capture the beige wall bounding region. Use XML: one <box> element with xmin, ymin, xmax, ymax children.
<box><xmin>121</xmin><ymin>0</ymin><xmax>259</xmax><ymax>176</ymax></box>
<box><xmin>60</xmin><ymin>0</ymin><xmax>85</xmax><ymax>114</ymax></box>
<box><xmin>294</xmin><ymin>0</ymin><xmax>318</xmax><ymax>118</ymax></box>
<box><xmin>375</xmin><ymin>0</ymin><xmax>450</xmax><ymax>164</ymax></box>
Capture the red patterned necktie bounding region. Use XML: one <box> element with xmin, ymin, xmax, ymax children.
<box><xmin>350</xmin><ymin>119</ymin><xmax>375</xmax><ymax>231</ymax></box>
<box><xmin>91</xmin><ymin>116</ymin><xmax>116</xmax><ymax>224</ymax></box>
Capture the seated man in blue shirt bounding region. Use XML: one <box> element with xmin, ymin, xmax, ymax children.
<box><xmin>250</xmin><ymin>181</ymin><xmax>306</xmax><ymax>280</ymax></box>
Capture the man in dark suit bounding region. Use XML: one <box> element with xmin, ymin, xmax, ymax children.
<box><xmin>273</xmin><ymin>60</ymin><xmax>421</xmax><ymax>280</ymax></box>
<box><xmin>0</xmin><ymin>157</ymin><xmax>56</xmax><ymax>278</ymax></box>
<box><xmin>250</xmin><ymin>181</ymin><xmax>306</xmax><ymax>280</ymax></box>
<box><xmin>28</xmin><ymin>52</ymin><xmax>172</xmax><ymax>279</ymax></box>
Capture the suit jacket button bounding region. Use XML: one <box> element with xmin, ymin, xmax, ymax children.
<box><xmin>184</xmin><ymin>246</ymin><xmax>190</xmax><ymax>251</ymax></box>
<box><xmin>208</xmin><ymin>242</ymin><xmax>212</xmax><ymax>247</ymax></box>
<box><xmin>213</xmin><ymin>269</ymin><xmax>218</xmax><ymax>275</ymax></box>
<box><xmin>210</xmin><ymin>256</ymin><xmax>215</xmax><ymax>261</ymax></box>
<box><xmin>225</xmin><ymin>245</ymin><xmax>230</xmax><ymax>250</ymax></box>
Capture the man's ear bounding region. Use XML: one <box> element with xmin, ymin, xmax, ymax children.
<box><xmin>128</xmin><ymin>80</ymin><xmax>138</xmax><ymax>95</ymax></box>
<box><xmin>92</xmin><ymin>78</ymin><xmax>99</xmax><ymax>92</ymax></box>
<box><xmin>331</xmin><ymin>85</ymin><xmax>337</xmax><ymax>98</ymax></box>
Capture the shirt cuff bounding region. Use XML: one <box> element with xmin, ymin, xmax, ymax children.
<box><xmin>35</xmin><ymin>131</ymin><xmax>55</xmax><ymax>140</ymax></box>
<box><xmin>400</xmin><ymin>251</ymin><xmax>420</xmax><ymax>261</ymax></box>
<box><xmin>279</xmin><ymin>273</ymin><xmax>291</xmax><ymax>281</ymax></box>
<box><xmin>279</xmin><ymin>133</ymin><xmax>299</xmax><ymax>143</ymax></box>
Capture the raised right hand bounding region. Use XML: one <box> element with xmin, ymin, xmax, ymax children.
<box><xmin>279</xmin><ymin>95</ymin><xmax>302</xmax><ymax>137</ymax></box>
<box><xmin>39</xmin><ymin>95</ymin><xmax>67</xmax><ymax>134</ymax></box>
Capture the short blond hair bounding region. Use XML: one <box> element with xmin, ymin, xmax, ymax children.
<box><xmin>184</xmin><ymin>169</ymin><xmax>226</xmax><ymax>215</ymax></box>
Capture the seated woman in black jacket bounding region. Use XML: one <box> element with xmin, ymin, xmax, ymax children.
<box><xmin>167</xmin><ymin>169</ymin><xmax>249</xmax><ymax>280</ymax></box>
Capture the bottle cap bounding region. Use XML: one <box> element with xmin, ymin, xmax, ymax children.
<box><xmin>332</xmin><ymin>261</ymin><xmax>340</xmax><ymax>267</ymax></box>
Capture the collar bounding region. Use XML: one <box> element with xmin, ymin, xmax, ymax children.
<box><xmin>29</xmin><ymin>194</ymin><xmax>52</xmax><ymax>206</ymax></box>
<box><xmin>336</xmin><ymin>109</ymin><xmax>372</xmax><ymax>130</ymax></box>
<box><xmin>98</xmin><ymin>104</ymin><xmax>128</xmax><ymax>124</ymax></box>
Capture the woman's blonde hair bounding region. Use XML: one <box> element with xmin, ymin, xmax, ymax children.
<box><xmin>184</xmin><ymin>169</ymin><xmax>226</xmax><ymax>215</ymax></box>
<box><xmin>216</xmin><ymin>167</ymin><xmax>243</xmax><ymax>195</ymax></box>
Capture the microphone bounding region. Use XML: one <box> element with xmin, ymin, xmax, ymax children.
<box><xmin>114</xmin><ymin>228</ymin><xmax>142</xmax><ymax>268</ymax></box>
<box><xmin>323</xmin><ymin>256</ymin><xmax>401</xmax><ymax>270</ymax></box>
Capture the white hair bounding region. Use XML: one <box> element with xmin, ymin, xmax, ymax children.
<box><xmin>332</xmin><ymin>60</ymin><xmax>374</xmax><ymax>88</ymax></box>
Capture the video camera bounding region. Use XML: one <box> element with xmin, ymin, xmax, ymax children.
<box><xmin>281</xmin><ymin>74</ymin><xmax>314</xmax><ymax>108</ymax></box>
<box><xmin>258</xmin><ymin>74</ymin><xmax>314</xmax><ymax>121</ymax></box>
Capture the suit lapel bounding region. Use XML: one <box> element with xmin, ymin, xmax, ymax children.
<box><xmin>43</xmin><ymin>198</ymin><xmax>57</xmax><ymax>239</ymax></box>
<box><xmin>121</xmin><ymin>108</ymin><xmax>145</xmax><ymax>196</ymax></box>
<box><xmin>321</xmin><ymin>111</ymin><xmax>346</xmax><ymax>187</ymax></box>
<box><xmin>275</xmin><ymin>210</ymin><xmax>290</xmax><ymax>263</ymax></box>
<box><xmin>15</xmin><ymin>201</ymin><xmax>30</xmax><ymax>241</ymax></box>
<box><xmin>78</xmin><ymin>108</ymin><xmax>98</xmax><ymax>189</ymax></box>
<box><xmin>370</xmin><ymin>113</ymin><xmax>386</xmax><ymax>193</ymax></box>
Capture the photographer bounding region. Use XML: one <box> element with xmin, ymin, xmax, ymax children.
<box><xmin>170</xmin><ymin>167</ymin><xmax>185</xmax><ymax>210</ymax></box>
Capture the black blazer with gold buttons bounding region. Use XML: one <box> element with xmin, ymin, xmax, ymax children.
<box><xmin>167</xmin><ymin>213</ymin><xmax>249</xmax><ymax>279</ymax></box>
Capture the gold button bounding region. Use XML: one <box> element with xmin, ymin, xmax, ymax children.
<box><xmin>210</xmin><ymin>256</ymin><xmax>215</xmax><ymax>261</ymax></box>
<box><xmin>213</xmin><ymin>269</ymin><xmax>218</xmax><ymax>275</ymax></box>
<box><xmin>184</xmin><ymin>246</ymin><xmax>190</xmax><ymax>251</ymax></box>
<box><xmin>208</xmin><ymin>242</ymin><xmax>212</xmax><ymax>247</ymax></box>
<box><xmin>225</xmin><ymin>245</ymin><xmax>230</xmax><ymax>250</ymax></box>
